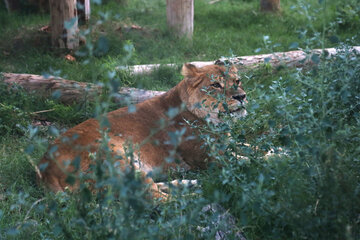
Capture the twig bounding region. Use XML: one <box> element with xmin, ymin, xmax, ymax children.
<box><xmin>26</xmin><ymin>155</ymin><xmax>42</xmax><ymax>180</ymax></box>
<box><xmin>30</xmin><ymin>109</ymin><xmax>55</xmax><ymax>115</ymax></box>
<box><xmin>209</xmin><ymin>0</ymin><xmax>222</xmax><ymax>4</ymax></box>
<box><xmin>22</xmin><ymin>198</ymin><xmax>45</xmax><ymax>223</ymax></box>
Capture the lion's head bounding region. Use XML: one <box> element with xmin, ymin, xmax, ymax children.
<box><xmin>179</xmin><ymin>63</ymin><xmax>247</xmax><ymax>123</ymax></box>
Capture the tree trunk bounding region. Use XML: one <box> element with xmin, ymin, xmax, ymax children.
<box><xmin>260</xmin><ymin>0</ymin><xmax>280</xmax><ymax>12</ymax></box>
<box><xmin>1</xmin><ymin>73</ymin><xmax>165</xmax><ymax>105</ymax></box>
<box><xmin>3</xmin><ymin>0</ymin><xmax>20</xmax><ymax>12</ymax></box>
<box><xmin>166</xmin><ymin>0</ymin><xmax>194</xmax><ymax>39</ymax></box>
<box><xmin>49</xmin><ymin>0</ymin><xmax>79</xmax><ymax>49</ymax></box>
<box><xmin>77</xmin><ymin>0</ymin><xmax>90</xmax><ymax>24</ymax></box>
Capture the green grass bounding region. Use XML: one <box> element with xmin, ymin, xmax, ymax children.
<box><xmin>0</xmin><ymin>135</ymin><xmax>45</xmax><ymax>239</ymax></box>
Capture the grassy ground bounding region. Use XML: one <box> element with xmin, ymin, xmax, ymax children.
<box><xmin>0</xmin><ymin>0</ymin><xmax>360</xmax><ymax>239</ymax></box>
<box><xmin>1</xmin><ymin>0</ymin><xmax>359</xmax><ymax>89</ymax></box>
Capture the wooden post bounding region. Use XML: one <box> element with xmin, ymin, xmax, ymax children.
<box><xmin>260</xmin><ymin>0</ymin><xmax>280</xmax><ymax>12</ymax></box>
<box><xmin>77</xmin><ymin>0</ymin><xmax>90</xmax><ymax>24</ymax></box>
<box><xmin>166</xmin><ymin>0</ymin><xmax>194</xmax><ymax>39</ymax></box>
<box><xmin>49</xmin><ymin>0</ymin><xmax>79</xmax><ymax>49</ymax></box>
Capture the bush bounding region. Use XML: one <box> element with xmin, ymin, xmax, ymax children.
<box><xmin>202</xmin><ymin>45</ymin><xmax>360</xmax><ymax>239</ymax></box>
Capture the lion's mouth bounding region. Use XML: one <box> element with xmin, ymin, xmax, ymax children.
<box><xmin>229</xmin><ymin>106</ymin><xmax>246</xmax><ymax>113</ymax></box>
<box><xmin>218</xmin><ymin>105</ymin><xmax>247</xmax><ymax>119</ymax></box>
<box><xmin>228</xmin><ymin>106</ymin><xmax>247</xmax><ymax>118</ymax></box>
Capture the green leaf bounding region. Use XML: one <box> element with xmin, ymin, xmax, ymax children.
<box><xmin>81</xmin><ymin>187</ymin><xmax>92</xmax><ymax>203</ymax></box>
<box><xmin>128</xmin><ymin>104</ymin><xmax>136</xmax><ymax>113</ymax></box>
<box><xmin>222</xmin><ymin>102</ymin><xmax>229</xmax><ymax>112</ymax></box>
<box><xmin>49</xmin><ymin>126</ymin><xmax>59</xmax><ymax>137</ymax></box>
<box><xmin>264</xmin><ymin>57</ymin><xmax>272</xmax><ymax>63</ymax></box>
<box><xmin>268</xmin><ymin>120</ymin><xmax>276</xmax><ymax>128</ymax></box>
<box><xmin>25</xmin><ymin>144</ymin><xmax>34</xmax><ymax>154</ymax></box>
<box><xmin>39</xmin><ymin>162</ymin><xmax>49</xmax><ymax>172</ymax></box>
<box><xmin>77</xmin><ymin>2</ymin><xmax>84</xmax><ymax>10</ymax></box>
<box><xmin>29</xmin><ymin>126</ymin><xmax>39</xmax><ymax>139</ymax></box>
<box><xmin>124</xmin><ymin>44</ymin><xmax>134</xmax><ymax>53</ymax></box>
<box><xmin>65</xmin><ymin>175</ymin><xmax>76</xmax><ymax>185</ymax></box>
<box><xmin>6</xmin><ymin>228</ymin><xmax>20</xmax><ymax>236</ymax></box>
<box><xmin>97</xmin><ymin>36</ymin><xmax>109</xmax><ymax>54</ymax></box>
<box><xmin>166</xmin><ymin>107</ymin><xmax>179</xmax><ymax>118</ymax></box>
<box><xmin>328</xmin><ymin>35</ymin><xmax>339</xmax><ymax>44</ymax></box>
<box><xmin>71</xmin><ymin>156</ymin><xmax>81</xmax><ymax>171</ymax></box>
<box><xmin>289</xmin><ymin>42</ymin><xmax>299</xmax><ymax>49</ymax></box>
<box><xmin>64</xmin><ymin>17</ymin><xmax>77</xmax><ymax>30</ymax></box>
<box><xmin>258</xmin><ymin>173</ymin><xmax>264</xmax><ymax>184</ymax></box>
<box><xmin>72</xmin><ymin>133</ymin><xmax>79</xmax><ymax>140</ymax></box>
<box><xmin>108</xmin><ymin>71</ymin><xmax>116</xmax><ymax>79</ymax></box>
<box><xmin>49</xmin><ymin>145</ymin><xmax>58</xmax><ymax>155</ymax></box>
<box><xmin>52</xmin><ymin>90</ymin><xmax>62</xmax><ymax>99</ymax></box>
<box><xmin>311</xmin><ymin>54</ymin><xmax>320</xmax><ymax>64</ymax></box>
<box><xmin>53</xmin><ymin>224</ymin><xmax>63</xmax><ymax>236</ymax></box>
<box><xmin>251</xmin><ymin>103</ymin><xmax>259</xmax><ymax>110</ymax></box>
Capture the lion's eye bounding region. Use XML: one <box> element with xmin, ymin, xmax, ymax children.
<box><xmin>211</xmin><ymin>83</ymin><xmax>222</xmax><ymax>88</ymax></box>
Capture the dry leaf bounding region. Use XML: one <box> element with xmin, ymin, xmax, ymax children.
<box><xmin>65</xmin><ymin>54</ymin><xmax>76</xmax><ymax>62</ymax></box>
<box><xmin>32</xmin><ymin>120</ymin><xmax>52</xmax><ymax>126</ymax></box>
<box><xmin>39</xmin><ymin>25</ymin><xmax>51</xmax><ymax>32</ymax></box>
<box><xmin>131</xmin><ymin>24</ymin><xmax>143</xmax><ymax>30</ymax></box>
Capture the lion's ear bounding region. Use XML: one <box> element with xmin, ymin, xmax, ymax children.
<box><xmin>181</xmin><ymin>63</ymin><xmax>199</xmax><ymax>78</ymax></box>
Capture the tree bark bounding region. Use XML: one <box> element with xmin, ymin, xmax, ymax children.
<box><xmin>166</xmin><ymin>0</ymin><xmax>194</xmax><ymax>39</ymax></box>
<box><xmin>49</xmin><ymin>0</ymin><xmax>79</xmax><ymax>49</ymax></box>
<box><xmin>260</xmin><ymin>0</ymin><xmax>280</xmax><ymax>12</ymax></box>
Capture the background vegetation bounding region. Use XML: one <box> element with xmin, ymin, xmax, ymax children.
<box><xmin>0</xmin><ymin>0</ymin><xmax>359</xmax><ymax>239</ymax></box>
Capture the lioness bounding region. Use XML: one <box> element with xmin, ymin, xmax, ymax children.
<box><xmin>38</xmin><ymin>63</ymin><xmax>247</xmax><ymax>198</ymax></box>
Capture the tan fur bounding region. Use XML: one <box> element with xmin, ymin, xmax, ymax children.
<box><xmin>38</xmin><ymin>64</ymin><xmax>247</xmax><ymax>199</ymax></box>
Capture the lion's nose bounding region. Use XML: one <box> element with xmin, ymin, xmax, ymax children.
<box><xmin>232</xmin><ymin>94</ymin><xmax>246</xmax><ymax>102</ymax></box>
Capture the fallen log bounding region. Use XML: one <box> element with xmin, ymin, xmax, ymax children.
<box><xmin>127</xmin><ymin>46</ymin><xmax>360</xmax><ymax>74</ymax></box>
<box><xmin>1</xmin><ymin>73</ymin><xmax>165</xmax><ymax>105</ymax></box>
<box><xmin>2</xmin><ymin>46</ymin><xmax>359</xmax><ymax>105</ymax></box>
